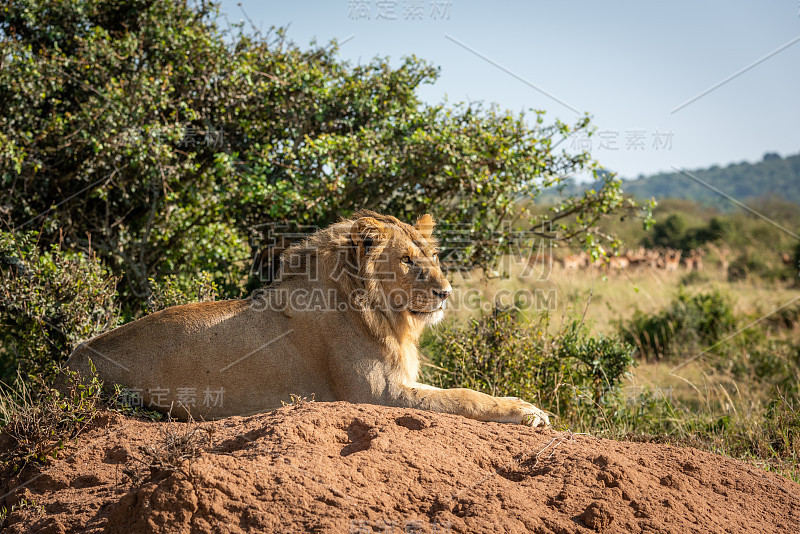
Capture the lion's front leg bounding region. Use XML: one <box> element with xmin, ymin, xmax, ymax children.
<box><xmin>390</xmin><ymin>383</ymin><xmax>549</xmax><ymax>427</ymax></box>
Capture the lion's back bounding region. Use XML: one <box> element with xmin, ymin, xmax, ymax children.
<box><xmin>65</xmin><ymin>299</ymin><xmax>257</xmax><ymax>391</ymax></box>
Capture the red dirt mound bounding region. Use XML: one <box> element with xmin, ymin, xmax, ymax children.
<box><xmin>2</xmin><ymin>402</ymin><xmax>799</xmax><ymax>533</ymax></box>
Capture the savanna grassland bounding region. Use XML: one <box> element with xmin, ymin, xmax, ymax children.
<box><xmin>423</xmin><ymin>198</ymin><xmax>800</xmax><ymax>481</ymax></box>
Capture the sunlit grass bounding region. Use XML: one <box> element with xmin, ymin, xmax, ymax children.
<box><xmin>448</xmin><ymin>254</ymin><xmax>800</xmax><ymax>334</ymax></box>
<box><xmin>440</xmin><ymin>256</ymin><xmax>800</xmax><ymax>481</ymax></box>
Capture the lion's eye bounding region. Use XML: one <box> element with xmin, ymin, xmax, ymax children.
<box><xmin>401</xmin><ymin>256</ymin><xmax>413</xmax><ymax>265</ymax></box>
<box><xmin>432</xmin><ymin>253</ymin><xmax>439</xmax><ymax>263</ymax></box>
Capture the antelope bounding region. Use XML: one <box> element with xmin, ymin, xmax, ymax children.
<box><xmin>717</xmin><ymin>246</ymin><xmax>730</xmax><ymax>274</ymax></box>
<box><xmin>703</xmin><ymin>243</ymin><xmax>729</xmax><ymax>274</ymax></box>
<box><xmin>664</xmin><ymin>249</ymin><xmax>682</xmax><ymax>272</ymax></box>
<box><xmin>608</xmin><ymin>255</ymin><xmax>630</xmax><ymax>272</ymax></box>
<box><xmin>645</xmin><ymin>249</ymin><xmax>661</xmax><ymax>269</ymax></box>
<box><xmin>691</xmin><ymin>249</ymin><xmax>704</xmax><ymax>271</ymax></box>
<box><xmin>625</xmin><ymin>247</ymin><xmax>648</xmax><ymax>271</ymax></box>
<box><xmin>562</xmin><ymin>252</ymin><xmax>588</xmax><ymax>270</ymax></box>
<box><xmin>684</xmin><ymin>249</ymin><xmax>703</xmax><ymax>272</ymax></box>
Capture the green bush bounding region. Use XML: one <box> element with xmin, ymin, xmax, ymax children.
<box><xmin>0</xmin><ymin>231</ymin><xmax>119</xmax><ymax>383</ymax></box>
<box><xmin>0</xmin><ymin>0</ymin><xmax>641</xmax><ymax>313</ymax></box>
<box><xmin>725</xmin><ymin>336</ymin><xmax>800</xmax><ymax>399</ymax></box>
<box><xmin>0</xmin><ymin>367</ymin><xmax>104</xmax><ymax>473</ymax></box>
<box><xmin>145</xmin><ymin>271</ymin><xmax>220</xmax><ymax>314</ymax></box>
<box><xmin>620</xmin><ymin>289</ymin><xmax>736</xmax><ymax>361</ymax></box>
<box><xmin>727</xmin><ymin>252</ymin><xmax>774</xmax><ymax>282</ymax></box>
<box><xmin>642</xmin><ymin>213</ymin><xmax>727</xmax><ymax>252</ymax></box>
<box><xmin>643</xmin><ymin>213</ymin><xmax>687</xmax><ymax>250</ymax></box>
<box><xmin>422</xmin><ymin>308</ymin><xmax>636</xmax><ymax>424</ymax></box>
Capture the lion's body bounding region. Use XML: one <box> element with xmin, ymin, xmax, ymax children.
<box><xmin>67</xmin><ymin>297</ymin><xmax>338</xmax><ymax>419</ymax></box>
<box><xmin>65</xmin><ymin>211</ymin><xmax>549</xmax><ymax>426</ymax></box>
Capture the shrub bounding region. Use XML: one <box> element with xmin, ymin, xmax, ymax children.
<box><xmin>0</xmin><ymin>231</ymin><xmax>119</xmax><ymax>383</ymax></box>
<box><xmin>0</xmin><ymin>368</ymin><xmax>104</xmax><ymax>473</ymax></box>
<box><xmin>642</xmin><ymin>213</ymin><xmax>727</xmax><ymax>253</ymax></box>
<box><xmin>644</xmin><ymin>213</ymin><xmax>686</xmax><ymax>250</ymax></box>
<box><xmin>145</xmin><ymin>271</ymin><xmax>220</xmax><ymax>314</ymax></box>
<box><xmin>130</xmin><ymin>417</ymin><xmax>211</xmax><ymax>483</ymax></box>
<box><xmin>422</xmin><ymin>307</ymin><xmax>636</xmax><ymax>424</ymax></box>
<box><xmin>728</xmin><ymin>253</ymin><xmax>769</xmax><ymax>282</ymax></box>
<box><xmin>0</xmin><ymin>0</ymin><xmax>641</xmax><ymax>313</ymax></box>
<box><xmin>620</xmin><ymin>289</ymin><xmax>736</xmax><ymax>361</ymax></box>
<box><xmin>725</xmin><ymin>337</ymin><xmax>800</xmax><ymax>399</ymax></box>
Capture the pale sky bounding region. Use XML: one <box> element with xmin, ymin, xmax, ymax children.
<box><xmin>220</xmin><ymin>0</ymin><xmax>800</xmax><ymax>179</ymax></box>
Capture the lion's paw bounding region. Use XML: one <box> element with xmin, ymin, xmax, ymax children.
<box><xmin>502</xmin><ymin>397</ymin><xmax>550</xmax><ymax>428</ymax></box>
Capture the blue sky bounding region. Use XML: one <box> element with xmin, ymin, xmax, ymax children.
<box><xmin>220</xmin><ymin>1</ymin><xmax>800</xmax><ymax>179</ymax></box>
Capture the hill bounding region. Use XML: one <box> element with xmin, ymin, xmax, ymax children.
<box><xmin>622</xmin><ymin>152</ymin><xmax>800</xmax><ymax>210</ymax></box>
<box><xmin>2</xmin><ymin>402</ymin><xmax>799</xmax><ymax>533</ymax></box>
<box><xmin>538</xmin><ymin>152</ymin><xmax>800</xmax><ymax>210</ymax></box>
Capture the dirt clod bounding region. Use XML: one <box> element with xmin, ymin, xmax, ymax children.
<box><xmin>581</xmin><ymin>501</ymin><xmax>615</xmax><ymax>531</ymax></box>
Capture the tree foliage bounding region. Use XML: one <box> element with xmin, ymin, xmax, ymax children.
<box><xmin>642</xmin><ymin>213</ymin><xmax>729</xmax><ymax>252</ymax></box>
<box><xmin>1</xmin><ymin>0</ymin><xmax>641</xmax><ymax>314</ymax></box>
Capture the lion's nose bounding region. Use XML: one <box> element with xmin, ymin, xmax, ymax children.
<box><xmin>433</xmin><ymin>288</ymin><xmax>451</xmax><ymax>300</ymax></box>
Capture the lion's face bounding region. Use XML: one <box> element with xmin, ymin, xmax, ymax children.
<box><xmin>351</xmin><ymin>214</ymin><xmax>451</xmax><ymax>325</ymax></box>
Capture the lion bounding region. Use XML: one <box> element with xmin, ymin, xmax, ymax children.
<box><xmin>65</xmin><ymin>211</ymin><xmax>549</xmax><ymax>426</ymax></box>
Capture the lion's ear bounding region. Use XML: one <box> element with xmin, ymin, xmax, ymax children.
<box><xmin>351</xmin><ymin>217</ymin><xmax>386</xmax><ymax>256</ymax></box>
<box><xmin>415</xmin><ymin>214</ymin><xmax>435</xmax><ymax>240</ymax></box>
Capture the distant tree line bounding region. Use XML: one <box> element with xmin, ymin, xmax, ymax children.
<box><xmin>624</xmin><ymin>152</ymin><xmax>800</xmax><ymax>210</ymax></box>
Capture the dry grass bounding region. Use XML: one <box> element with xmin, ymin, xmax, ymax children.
<box><xmin>441</xmin><ymin>255</ymin><xmax>800</xmax><ymax>480</ymax></box>
<box><xmin>0</xmin><ymin>370</ymin><xmax>104</xmax><ymax>473</ymax></box>
<box><xmin>446</xmin><ymin>254</ymin><xmax>800</xmax><ymax>411</ymax></box>
<box><xmin>447</xmin><ymin>254</ymin><xmax>800</xmax><ymax>333</ymax></box>
<box><xmin>128</xmin><ymin>415</ymin><xmax>212</xmax><ymax>483</ymax></box>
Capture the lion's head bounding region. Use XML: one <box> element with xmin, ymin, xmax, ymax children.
<box><xmin>348</xmin><ymin>211</ymin><xmax>452</xmax><ymax>326</ymax></box>
<box><xmin>277</xmin><ymin>210</ymin><xmax>452</xmax><ymax>330</ymax></box>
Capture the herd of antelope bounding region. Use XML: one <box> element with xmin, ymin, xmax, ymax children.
<box><xmin>555</xmin><ymin>245</ymin><xmax>727</xmax><ymax>274</ymax></box>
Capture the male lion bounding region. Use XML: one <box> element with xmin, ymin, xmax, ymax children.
<box><xmin>65</xmin><ymin>211</ymin><xmax>549</xmax><ymax>426</ymax></box>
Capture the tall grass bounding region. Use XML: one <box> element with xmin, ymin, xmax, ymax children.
<box><xmin>429</xmin><ymin>269</ymin><xmax>800</xmax><ymax>481</ymax></box>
